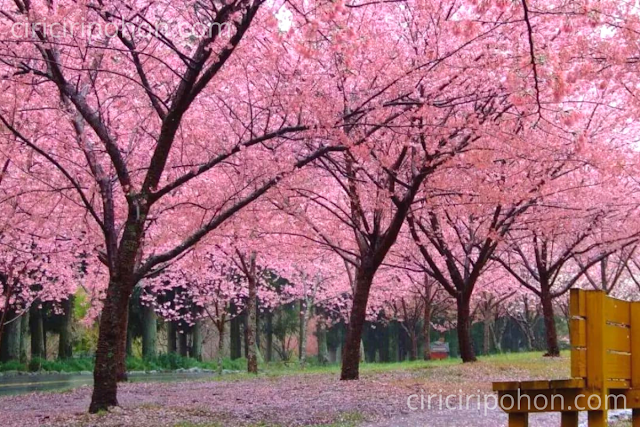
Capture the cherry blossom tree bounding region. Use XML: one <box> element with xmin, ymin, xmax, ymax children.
<box><xmin>0</xmin><ymin>0</ymin><xmax>354</xmax><ymax>410</ymax></box>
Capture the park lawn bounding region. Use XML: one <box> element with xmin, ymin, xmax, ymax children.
<box><xmin>0</xmin><ymin>351</ymin><xmax>572</xmax><ymax>427</ymax></box>
<box><xmin>212</xmin><ymin>351</ymin><xmax>570</xmax><ymax>396</ymax></box>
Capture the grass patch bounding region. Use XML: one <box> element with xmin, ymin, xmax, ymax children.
<box><xmin>0</xmin><ymin>354</ymin><xmax>248</xmax><ymax>374</ymax></box>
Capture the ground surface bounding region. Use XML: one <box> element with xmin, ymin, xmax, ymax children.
<box><xmin>0</xmin><ymin>353</ymin><xmax>620</xmax><ymax>427</ymax></box>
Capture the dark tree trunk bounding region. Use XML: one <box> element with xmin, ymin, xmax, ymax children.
<box><xmin>141</xmin><ymin>304</ymin><xmax>157</xmax><ymax>359</ymax></box>
<box><xmin>398</xmin><ymin>323</ymin><xmax>407</xmax><ymax>361</ymax></box>
<box><xmin>340</xmin><ymin>269</ymin><xmax>374</xmax><ymax>380</ymax></box>
<box><xmin>423</xmin><ymin>304</ymin><xmax>432</xmax><ymax>361</ymax></box>
<box><xmin>457</xmin><ymin>296</ymin><xmax>477</xmax><ymax>363</ymax></box>
<box><xmin>408</xmin><ymin>329</ymin><xmax>418</xmax><ymax>361</ymax></box>
<box><xmin>191</xmin><ymin>320</ymin><xmax>202</xmax><ymax>361</ymax></box>
<box><xmin>19</xmin><ymin>312</ymin><xmax>29</xmax><ymax>363</ymax></box>
<box><xmin>30</xmin><ymin>306</ymin><xmax>45</xmax><ymax>360</ymax></box>
<box><xmin>316</xmin><ymin>319</ymin><xmax>328</xmax><ymax>365</ymax></box>
<box><xmin>58</xmin><ymin>296</ymin><xmax>74</xmax><ymax>360</ymax></box>
<box><xmin>230</xmin><ymin>314</ymin><xmax>241</xmax><ymax>360</ymax></box>
<box><xmin>0</xmin><ymin>310</ymin><xmax>20</xmax><ymax>362</ymax></box>
<box><xmin>541</xmin><ymin>289</ymin><xmax>560</xmax><ymax>357</ymax></box>
<box><xmin>89</xmin><ymin>278</ymin><xmax>135</xmax><ymax>413</ymax></box>
<box><xmin>379</xmin><ymin>323</ymin><xmax>390</xmax><ymax>363</ymax></box>
<box><xmin>42</xmin><ymin>322</ymin><xmax>47</xmax><ymax>360</ymax></box>
<box><xmin>265</xmin><ymin>311</ymin><xmax>273</xmax><ymax>363</ymax></box>
<box><xmin>167</xmin><ymin>321</ymin><xmax>178</xmax><ymax>354</ymax></box>
<box><xmin>216</xmin><ymin>321</ymin><xmax>225</xmax><ymax>374</ymax></box>
<box><xmin>178</xmin><ymin>323</ymin><xmax>188</xmax><ymax>357</ymax></box>
<box><xmin>243</xmin><ymin>311</ymin><xmax>249</xmax><ymax>359</ymax></box>
<box><xmin>483</xmin><ymin>319</ymin><xmax>491</xmax><ymax>356</ymax></box>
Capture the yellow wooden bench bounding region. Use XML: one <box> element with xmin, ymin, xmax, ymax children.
<box><xmin>493</xmin><ymin>289</ymin><xmax>640</xmax><ymax>426</ymax></box>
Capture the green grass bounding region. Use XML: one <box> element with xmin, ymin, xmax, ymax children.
<box><xmin>0</xmin><ymin>354</ymin><xmax>247</xmax><ymax>374</ymax></box>
<box><xmin>0</xmin><ymin>350</ymin><xmax>569</xmax><ymax>382</ymax></box>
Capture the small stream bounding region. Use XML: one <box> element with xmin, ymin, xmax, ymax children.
<box><xmin>0</xmin><ymin>371</ymin><xmax>215</xmax><ymax>396</ymax></box>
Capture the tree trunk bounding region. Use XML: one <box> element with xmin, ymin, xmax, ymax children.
<box><xmin>265</xmin><ymin>311</ymin><xmax>273</xmax><ymax>363</ymax></box>
<box><xmin>316</xmin><ymin>319</ymin><xmax>328</xmax><ymax>365</ymax></box>
<box><xmin>230</xmin><ymin>314</ymin><xmax>241</xmax><ymax>360</ymax></box>
<box><xmin>243</xmin><ymin>311</ymin><xmax>249</xmax><ymax>359</ymax></box>
<box><xmin>167</xmin><ymin>320</ymin><xmax>177</xmax><ymax>354</ymax></box>
<box><xmin>541</xmin><ymin>290</ymin><xmax>560</xmax><ymax>357</ymax></box>
<box><xmin>141</xmin><ymin>304</ymin><xmax>157</xmax><ymax>359</ymax></box>
<box><xmin>299</xmin><ymin>301</ymin><xmax>308</xmax><ymax>367</ymax></box>
<box><xmin>19</xmin><ymin>312</ymin><xmax>29</xmax><ymax>363</ymax></box>
<box><xmin>423</xmin><ymin>304</ymin><xmax>432</xmax><ymax>361</ymax></box>
<box><xmin>89</xmin><ymin>277</ymin><xmax>135</xmax><ymax>413</ymax></box>
<box><xmin>408</xmin><ymin>330</ymin><xmax>418</xmax><ymax>361</ymax></box>
<box><xmin>58</xmin><ymin>296</ymin><xmax>74</xmax><ymax>360</ymax></box>
<box><xmin>42</xmin><ymin>322</ymin><xmax>47</xmax><ymax>360</ymax></box>
<box><xmin>398</xmin><ymin>323</ymin><xmax>407</xmax><ymax>361</ymax></box>
<box><xmin>483</xmin><ymin>318</ymin><xmax>491</xmax><ymax>356</ymax></box>
<box><xmin>191</xmin><ymin>320</ymin><xmax>202</xmax><ymax>361</ymax></box>
<box><xmin>247</xmin><ymin>276</ymin><xmax>258</xmax><ymax>374</ymax></box>
<box><xmin>457</xmin><ymin>296</ymin><xmax>477</xmax><ymax>363</ymax></box>
<box><xmin>380</xmin><ymin>323</ymin><xmax>390</xmax><ymax>363</ymax></box>
<box><xmin>30</xmin><ymin>306</ymin><xmax>45</xmax><ymax>360</ymax></box>
<box><xmin>340</xmin><ymin>269</ymin><xmax>374</xmax><ymax>380</ymax></box>
<box><xmin>0</xmin><ymin>310</ymin><xmax>21</xmax><ymax>362</ymax></box>
<box><xmin>178</xmin><ymin>324</ymin><xmax>188</xmax><ymax>357</ymax></box>
<box><xmin>217</xmin><ymin>322</ymin><xmax>225</xmax><ymax>374</ymax></box>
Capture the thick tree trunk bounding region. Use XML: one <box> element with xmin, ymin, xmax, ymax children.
<box><xmin>457</xmin><ymin>297</ymin><xmax>477</xmax><ymax>363</ymax></box>
<box><xmin>116</xmin><ymin>302</ymin><xmax>131</xmax><ymax>380</ymax></box>
<box><xmin>58</xmin><ymin>296</ymin><xmax>74</xmax><ymax>360</ymax></box>
<box><xmin>541</xmin><ymin>290</ymin><xmax>560</xmax><ymax>357</ymax></box>
<box><xmin>340</xmin><ymin>269</ymin><xmax>374</xmax><ymax>380</ymax></box>
<box><xmin>19</xmin><ymin>312</ymin><xmax>29</xmax><ymax>363</ymax></box>
<box><xmin>0</xmin><ymin>310</ymin><xmax>21</xmax><ymax>362</ymax></box>
<box><xmin>30</xmin><ymin>306</ymin><xmax>45</xmax><ymax>360</ymax></box>
<box><xmin>423</xmin><ymin>304</ymin><xmax>432</xmax><ymax>361</ymax></box>
<box><xmin>191</xmin><ymin>320</ymin><xmax>202</xmax><ymax>361</ymax></box>
<box><xmin>247</xmin><ymin>278</ymin><xmax>258</xmax><ymax>374</ymax></box>
<box><xmin>141</xmin><ymin>304</ymin><xmax>157</xmax><ymax>359</ymax></box>
<box><xmin>89</xmin><ymin>278</ymin><xmax>134</xmax><ymax>413</ymax></box>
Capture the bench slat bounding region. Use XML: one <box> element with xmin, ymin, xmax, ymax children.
<box><xmin>605</xmin><ymin>298</ymin><xmax>631</xmax><ymax>326</ymax></box>
<box><xmin>605</xmin><ymin>323</ymin><xmax>631</xmax><ymax>353</ymax></box>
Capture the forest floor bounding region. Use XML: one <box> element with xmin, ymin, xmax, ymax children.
<box><xmin>0</xmin><ymin>352</ymin><xmax>612</xmax><ymax>427</ymax></box>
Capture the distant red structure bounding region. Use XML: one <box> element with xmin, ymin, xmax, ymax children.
<box><xmin>430</xmin><ymin>341</ymin><xmax>450</xmax><ymax>360</ymax></box>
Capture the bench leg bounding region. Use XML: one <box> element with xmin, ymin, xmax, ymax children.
<box><xmin>508</xmin><ymin>413</ymin><xmax>528</xmax><ymax>427</ymax></box>
<box><xmin>561</xmin><ymin>411</ymin><xmax>579</xmax><ymax>427</ymax></box>
<box><xmin>587</xmin><ymin>410</ymin><xmax>607</xmax><ymax>427</ymax></box>
<box><xmin>633</xmin><ymin>409</ymin><xmax>640</xmax><ymax>427</ymax></box>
